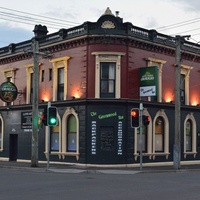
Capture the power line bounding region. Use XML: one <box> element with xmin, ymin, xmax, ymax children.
<box><xmin>0</xmin><ymin>6</ymin><xmax>80</xmax><ymax>26</ymax></box>
<box><xmin>0</xmin><ymin>7</ymin><xmax>82</xmax><ymax>46</ymax></box>
<box><xmin>172</xmin><ymin>28</ymin><xmax>200</xmax><ymax>37</ymax></box>
<box><xmin>156</xmin><ymin>17</ymin><xmax>200</xmax><ymax>31</ymax></box>
<box><xmin>0</xmin><ymin>12</ymin><xmax>74</xmax><ymax>30</ymax></box>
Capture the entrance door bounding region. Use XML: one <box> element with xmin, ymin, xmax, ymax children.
<box><xmin>9</xmin><ymin>134</ymin><xmax>18</xmax><ymax>161</ymax></box>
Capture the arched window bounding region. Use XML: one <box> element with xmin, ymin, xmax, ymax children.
<box><xmin>67</xmin><ymin>115</ymin><xmax>77</xmax><ymax>152</ymax></box>
<box><xmin>50</xmin><ymin>125</ymin><xmax>59</xmax><ymax>151</ymax></box>
<box><xmin>0</xmin><ymin>114</ymin><xmax>4</xmax><ymax>151</ymax></box>
<box><xmin>155</xmin><ymin>117</ymin><xmax>164</xmax><ymax>152</ymax></box>
<box><xmin>44</xmin><ymin>112</ymin><xmax>61</xmax><ymax>158</ymax></box>
<box><xmin>184</xmin><ymin>113</ymin><xmax>196</xmax><ymax>158</ymax></box>
<box><xmin>134</xmin><ymin>108</ymin><xmax>152</xmax><ymax>160</ymax></box>
<box><xmin>186</xmin><ymin>119</ymin><xmax>192</xmax><ymax>152</ymax></box>
<box><xmin>62</xmin><ymin>107</ymin><xmax>79</xmax><ymax>160</ymax></box>
<box><xmin>137</xmin><ymin>125</ymin><xmax>147</xmax><ymax>153</ymax></box>
<box><xmin>0</xmin><ymin>119</ymin><xmax>2</xmax><ymax>149</ymax></box>
<box><xmin>153</xmin><ymin>109</ymin><xmax>169</xmax><ymax>159</ymax></box>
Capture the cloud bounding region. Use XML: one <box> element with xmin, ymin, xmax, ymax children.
<box><xmin>169</xmin><ymin>0</ymin><xmax>200</xmax><ymax>13</ymax></box>
<box><xmin>0</xmin><ymin>25</ymin><xmax>33</xmax><ymax>47</ymax></box>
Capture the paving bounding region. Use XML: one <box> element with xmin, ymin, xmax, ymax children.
<box><xmin>0</xmin><ymin>160</ymin><xmax>200</xmax><ymax>174</ymax></box>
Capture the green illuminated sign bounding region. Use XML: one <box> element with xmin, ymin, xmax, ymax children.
<box><xmin>90</xmin><ymin>111</ymin><xmax>124</xmax><ymax>120</ymax></box>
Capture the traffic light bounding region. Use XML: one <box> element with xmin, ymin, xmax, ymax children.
<box><xmin>143</xmin><ymin>115</ymin><xmax>150</xmax><ymax>126</ymax></box>
<box><xmin>38</xmin><ymin>112</ymin><xmax>44</xmax><ymax>127</ymax></box>
<box><xmin>131</xmin><ymin>108</ymin><xmax>139</xmax><ymax>128</ymax></box>
<box><xmin>42</xmin><ymin>106</ymin><xmax>47</xmax><ymax>126</ymax></box>
<box><xmin>47</xmin><ymin>106</ymin><xmax>58</xmax><ymax>126</ymax></box>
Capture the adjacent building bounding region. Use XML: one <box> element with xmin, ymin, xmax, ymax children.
<box><xmin>0</xmin><ymin>8</ymin><xmax>200</xmax><ymax>165</ymax></box>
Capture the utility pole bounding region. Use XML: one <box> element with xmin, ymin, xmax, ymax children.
<box><xmin>31</xmin><ymin>38</ymin><xmax>39</xmax><ymax>167</ymax></box>
<box><xmin>30</xmin><ymin>25</ymin><xmax>51</xmax><ymax>167</ymax></box>
<box><xmin>139</xmin><ymin>103</ymin><xmax>143</xmax><ymax>171</ymax></box>
<box><xmin>173</xmin><ymin>35</ymin><xmax>190</xmax><ymax>170</ymax></box>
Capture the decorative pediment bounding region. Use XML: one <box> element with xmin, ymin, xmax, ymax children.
<box><xmin>101</xmin><ymin>20</ymin><xmax>115</xmax><ymax>29</ymax></box>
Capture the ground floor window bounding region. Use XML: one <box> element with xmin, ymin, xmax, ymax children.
<box><xmin>155</xmin><ymin>117</ymin><xmax>164</xmax><ymax>152</ymax></box>
<box><xmin>51</xmin><ymin>126</ymin><xmax>59</xmax><ymax>151</ymax></box>
<box><xmin>137</xmin><ymin>125</ymin><xmax>147</xmax><ymax>152</ymax></box>
<box><xmin>67</xmin><ymin>114</ymin><xmax>77</xmax><ymax>152</ymax></box>
<box><xmin>186</xmin><ymin>119</ymin><xmax>192</xmax><ymax>152</ymax></box>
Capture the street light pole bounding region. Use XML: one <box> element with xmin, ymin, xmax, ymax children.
<box><xmin>31</xmin><ymin>38</ymin><xmax>39</xmax><ymax>167</ymax></box>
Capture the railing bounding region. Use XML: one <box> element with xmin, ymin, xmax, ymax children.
<box><xmin>1</xmin><ymin>20</ymin><xmax>200</xmax><ymax>56</ymax></box>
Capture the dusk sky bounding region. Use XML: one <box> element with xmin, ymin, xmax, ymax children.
<box><xmin>1</xmin><ymin>0</ymin><xmax>200</xmax><ymax>47</ymax></box>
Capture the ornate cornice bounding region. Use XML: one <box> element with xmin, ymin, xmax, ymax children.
<box><xmin>1</xmin><ymin>35</ymin><xmax>200</xmax><ymax>64</ymax></box>
<box><xmin>0</xmin><ymin>53</ymin><xmax>32</xmax><ymax>64</ymax></box>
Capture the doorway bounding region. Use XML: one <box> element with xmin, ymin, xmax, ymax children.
<box><xmin>9</xmin><ymin>134</ymin><xmax>18</xmax><ymax>161</ymax></box>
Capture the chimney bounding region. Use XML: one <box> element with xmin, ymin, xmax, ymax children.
<box><xmin>33</xmin><ymin>25</ymin><xmax>48</xmax><ymax>38</ymax></box>
<box><xmin>115</xmin><ymin>11</ymin><xmax>119</xmax><ymax>17</ymax></box>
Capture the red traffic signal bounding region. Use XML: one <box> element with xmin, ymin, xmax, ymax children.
<box><xmin>131</xmin><ymin>108</ymin><xmax>139</xmax><ymax>128</ymax></box>
<box><xmin>42</xmin><ymin>105</ymin><xmax>47</xmax><ymax>126</ymax></box>
<box><xmin>143</xmin><ymin>115</ymin><xmax>150</xmax><ymax>126</ymax></box>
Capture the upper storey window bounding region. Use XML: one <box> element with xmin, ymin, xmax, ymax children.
<box><xmin>146</xmin><ymin>57</ymin><xmax>166</xmax><ymax>102</ymax></box>
<box><xmin>100</xmin><ymin>62</ymin><xmax>115</xmax><ymax>98</ymax></box>
<box><xmin>180</xmin><ymin>65</ymin><xmax>192</xmax><ymax>105</ymax></box>
<box><xmin>50</xmin><ymin>56</ymin><xmax>70</xmax><ymax>101</ymax></box>
<box><xmin>92</xmin><ymin>52</ymin><xmax>125</xmax><ymax>98</ymax></box>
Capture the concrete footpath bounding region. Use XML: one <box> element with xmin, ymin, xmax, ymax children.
<box><xmin>0</xmin><ymin>161</ymin><xmax>200</xmax><ymax>174</ymax></box>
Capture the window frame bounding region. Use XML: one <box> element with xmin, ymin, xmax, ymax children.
<box><xmin>152</xmin><ymin>109</ymin><xmax>169</xmax><ymax>159</ymax></box>
<box><xmin>67</xmin><ymin>114</ymin><xmax>77</xmax><ymax>152</ymax></box>
<box><xmin>184</xmin><ymin>113</ymin><xmax>197</xmax><ymax>158</ymax></box>
<box><xmin>40</xmin><ymin>69</ymin><xmax>45</xmax><ymax>82</ymax></box>
<box><xmin>50</xmin><ymin>56</ymin><xmax>70</xmax><ymax>101</ymax></box>
<box><xmin>44</xmin><ymin>113</ymin><xmax>61</xmax><ymax>158</ymax></box>
<box><xmin>134</xmin><ymin>108</ymin><xmax>152</xmax><ymax>160</ymax></box>
<box><xmin>92</xmin><ymin>52</ymin><xmax>125</xmax><ymax>98</ymax></box>
<box><xmin>146</xmin><ymin>57</ymin><xmax>166</xmax><ymax>102</ymax></box>
<box><xmin>155</xmin><ymin>116</ymin><xmax>164</xmax><ymax>152</ymax></box>
<box><xmin>180</xmin><ymin>65</ymin><xmax>193</xmax><ymax>105</ymax></box>
<box><xmin>100</xmin><ymin>62</ymin><xmax>116</xmax><ymax>98</ymax></box>
<box><xmin>61</xmin><ymin>107</ymin><xmax>79</xmax><ymax>160</ymax></box>
<box><xmin>0</xmin><ymin>114</ymin><xmax>4</xmax><ymax>151</ymax></box>
<box><xmin>25</xmin><ymin>64</ymin><xmax>42</xmax><ymax>104</ymax></box>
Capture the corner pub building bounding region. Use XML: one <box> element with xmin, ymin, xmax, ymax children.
<box><xmin>1</xmin><ymin>7</ymin><xmax>200</xmax><ymax>166</ymax></box>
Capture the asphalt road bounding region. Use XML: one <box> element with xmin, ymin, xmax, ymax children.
<box><xmin>0</xmin><ymin>168</ymin><xmax>199</xmax><ymax>200</ymax></box>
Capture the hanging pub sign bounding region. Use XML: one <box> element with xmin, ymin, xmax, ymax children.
<box><xmin>139</xmin><ymin>66</ymin><xmax>158</xmax><ymax>97</ymax></box>
<box><xmin>0</xmin><ymin>81</ymin><xmax>18</xmax><ymax>102</ymax></box>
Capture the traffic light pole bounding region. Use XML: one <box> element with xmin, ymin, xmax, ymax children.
<box><xmin>139</xmin><ymin>103</ymin><xmax>143</xmax><ymax>171</ymax></box>
<box><xmin>47</xmin><ymin>102</ymin><xmax>51</xmax><ymax>169</ymax></box>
